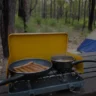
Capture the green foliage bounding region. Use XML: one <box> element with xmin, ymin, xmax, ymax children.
<box><xmin>15</xmin><ymin>15</ymin><xmax>24</xmax><ymax>31</ymax></box>
<box><xmin>57</xmin><ymin>0</ymin><xmax>65</xmax><ymax>6</ymax></box>
<box><xmin>35</xmin><ymin>17</ymin><xmax>42</xmax><ymax>25</ymax></box>
<box><xmin>15</xmin><ymin>16</ymin><xmax>90</xmax><ymax>43</ymax></box>
<box><xmin>47</xmin><ymin>18</ymin><xmax>57</xmax><ymax>27</ymax></box>
<box><xmin>15</xmin><ymin>0</ymin><xmax>96</xmax><ymax>32</ymax></box>
<box><xmin>73</xmin><ymin>21</ymin><xmax>83</xmax><ymax>30</ymax></box>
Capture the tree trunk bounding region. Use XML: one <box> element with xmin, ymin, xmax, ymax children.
<box><xmin>42</xmin><ymin>0</ymin><xmax>47</xmax><ymax>18</ymax></box>
<box><xmin>0</xmin><ymin>0</ymin><xmax>3</xmax><ymax>36</ymax></box>
<box><xmin>82</xmin><ymin>0</ymin><xmax>87</xmax><ymax>30</ymax></box>
<box><xmin>18</xmin><ymin>0</ymin><xmax>23</xmax><ymax>18</ymax></box>
<box><xmin>0</xmin><ymin>0</ymin><xmax>16</xmax><ymax>58</ymax></box>
<box><xmin>72</xmin><ymin>1</ymin><xmax>74</xmax><ymax>25</ymax></box>
<box><xmin>1</xmin><ymin>0</ymin><xmax>9</xmax><ymax>58</ymax></box>
<box><xmin>53</xmin><ymin>0</ymin><xmax>56</xmax><ymax>18</ymax></box>
<box><xmin>18</xmin><ymin>0</ymin><xmax>30</xmax><ymax>32</ymax></box>
<box><xmin>18</xmin><ymin>0</ymin><xmax>30</xmax><ymax>20</ymax></box>
<box><xmin>8</xmin><ymin>0</ymin><xmax>16</xmax><ymax>34</ymax></box>
<box><xmin>65</xmin><ymin>8</ymin><xmax>68</xmax><ymax>23</ymax></box>
<box><xmin>75</xmin><ymin>0</ymin><xmax>78</xmax><ymax>21</ymax></box>
<box><xmin>29</xmin><ymin>0</ymin><xmax>38</xmax><ymax>16</ymax></box>
<box><xmin>60</xmin><ymin>4</ymin><xmax>63</xmax><ymax>18</ymax></box>
<box><xmin>88</xmin><ymin>0</ymin><xmax>95</xmax><ymax>31</ymax></box>
<box><xmin>89</xmin><ymin>0</ymin><xmax>91</xmax><ymax>17</ymax></box>
<box><xmin>34</xmin><ymin>1</ymin><xmax>37</xmax><ymax>17</ymax></box>
<box><xmin>50</xmin><ymin>0</ymin><xmax>53</xmax><ymax>18</ymax></box>
<box><xmin>81</xmin><ymin>0</ymin><xmax>83</xmax><ymax>18</ymax></box>
<box><xmin>94</xmin><ymin>9</ymin><xmax>96</xmax><ymax>27</ymax></box>
<box><xmin>78</xmin><ymin>0</ymin><xmax>81</xmax><ymax>21</ymax></box>
<box><xmin>29</xmin><ymin>0</ymin><xmax>33</xmax><ymax>15</ymax></box>
<box><xmin>57</xmin><ymin>2</ymin><xmax>64</xmax><ymax>19</ymax></box>
<box><xmin>69</xmin><ymin>0</ymin><xmax>72</xmax><ymax>23</ymax></box>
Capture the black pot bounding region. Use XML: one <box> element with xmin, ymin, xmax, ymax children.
<box><xmin>51</xmin><ymin>55</ymin><xmax>75</xmax><ymax>72</ymax></box>
<box><xmin>51</xmin><ymin>55</ymin><xmax>96</xmax><ymax>73</ymax></box>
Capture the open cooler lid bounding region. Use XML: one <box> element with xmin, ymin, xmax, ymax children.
<box><xmin>8</xmin><ymin>33</ymin><xmax>68</xmax><ymax>64</ymax></box>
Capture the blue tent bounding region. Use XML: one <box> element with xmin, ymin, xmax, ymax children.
<box><xmin>77</xmin><ymin>31</ymin><xmax>96</xmax><ymax>52</ymax></box>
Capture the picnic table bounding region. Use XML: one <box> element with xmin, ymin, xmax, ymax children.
<box><xmin>1</xmin><ymin>52</ymin><xmax>96</xmax><ymax>96</ymax></box>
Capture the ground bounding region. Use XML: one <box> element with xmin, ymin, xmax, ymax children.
<box><xmin>68</xmin><ymin>30</ymin><xmax>86</xmax><ymax>53</ymax></box>
<box><xmin>0</xmin><ymin>30</ymin><xmax>86</xmax><ymax>77</ymax></box>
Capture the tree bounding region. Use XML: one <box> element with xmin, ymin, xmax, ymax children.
<box><xmin>53</xmin><ymin>0</ymin><xmax>56</xmax><ymax>18</ymax></box>
<box><xmin>18</xmin><ymin>0</ymin><xmax>37</xmax><ymax>32</ymax></box>
<box><xmin>65</xmin><ymin>8</ymin><xmax>68</xmax><ymax>23</ymax></box>
<box><xmin>57</xmin><ymin>0</ymin><xmax>65</xmax><ymax>19</ymax></box>
<box><xmin>50</xmin><ymin>0</ymin><xmax>53</xmax><ymax>18</ymax></box>
<box><xmin>0</xmin><ymin>0</ymin><xmax>3</xmax><ymax>36</ymax></box>
<box><xmin>88</xmin><ymin>0</ymin><xmax>95</xmax><ymax>31</ymax></box>
<box><xmin>78</xmin><ymin>0</ymin><xmax>81</xmax><ymax>21</ymax></box>
<box><xmin>69</xmin><ymin>0</ymin><xmax>72</xmax><ymax>23</ymax></box>
<box><xmin>18</xmin><ymin>0</ymin><xmax>37</xmax><ymax>17</ymax></box>
<box><xmin>29</xmin><ymin>0</ymin><xmax>38</xmax><ymax>15</ymax></box>
<box><xmin>72</xmin><ymin>1</ymin><xmax>75</xmax><ymax>24</ymax></box>
<box><xmin>82</xmin><ymin>0</ymin><xmax>87</xmax><ymax>30</ymax></box>
<box><xmin>42</xmin><ymin>0</ymin><xmax>47</xmax><ymax>18</ymax></box>
<box><xmin>88</xmin><ymin>0</ymin><xmax>91</xmax><ymax>17</ymax></box>
<box><xmin>0</xmin><ymin>0</ymin><xmax>16</xmax><ymax>58</ymax></box>
<box><xmin>18</xmin><ymin>0</ymin><xmax>30</xmax><ymax>32</ymax></box>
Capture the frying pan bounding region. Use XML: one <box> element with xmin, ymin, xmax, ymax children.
<box><xmin>51</xmin><ymin>55</ymin><xmax>96</xmax><ymax>73</ymax></box>
<box><xmin>0</xmin><ymin>59</ymin><xmax>52</xmax><ymax>86</ymax></box>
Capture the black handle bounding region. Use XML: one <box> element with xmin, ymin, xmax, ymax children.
<box><xmin>0</xmin><ymin>74</ymin><xmax>24</xmax><ymax>86</ymax></box>
<box><xmin>72</xmin><ymin>60</ymin><xmax>96</xmax><ymax>65</ymax></box>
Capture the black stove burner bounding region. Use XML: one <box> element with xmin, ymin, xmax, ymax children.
<box><xmin>9</xmin><ymin>69</ymin><xmax>84</xmax><ymax>96</ymax></box>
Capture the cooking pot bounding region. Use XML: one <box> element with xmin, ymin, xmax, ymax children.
<box><xmin>51</xmin><ymin>55</ymin><xmax>96</xmax><ymax>73</ymax></box>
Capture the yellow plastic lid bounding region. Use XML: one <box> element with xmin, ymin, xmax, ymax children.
<box><xmin>8</xmin><ymin>32</ymin><xmax>68</xmax><ymax>65</ymax></box>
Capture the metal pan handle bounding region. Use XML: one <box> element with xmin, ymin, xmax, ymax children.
<box><xmin>72</xmin><ymin>60</ymin><xmax>96</xmax><ymax>65</ymax></box>
<box><xmin>0</xmin><ymin>74</ymin><xmax>24</xmax><ymax>86</ymax></box>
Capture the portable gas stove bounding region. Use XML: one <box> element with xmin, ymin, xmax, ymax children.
<box><xmin>8</xmin><ymin>69</ymin><xmax>84</xmax><ymax>96</ymax></box>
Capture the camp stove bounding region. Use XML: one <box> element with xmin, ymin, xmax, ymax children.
<box><xmin>8</xmin><ymin>69</ymin><xmax>84</xmax><ymax>96</ymax></box>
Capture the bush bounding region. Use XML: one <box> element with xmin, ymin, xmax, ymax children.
<box><xmin>35</xmin><ymin>17</ymin><xmax>42</xmax><ymax>25</ymax></box>
<box><xmin>15</xmin><ymin>15</ymin><xmax>24</xmax><ymax>30</ymax></box>
<box><xmin>46</xmin><ymin>19</ymin><xmax>57</xmax><ymax>27</ymax></box>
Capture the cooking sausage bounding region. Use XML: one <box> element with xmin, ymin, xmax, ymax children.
<box><xmin>14</xmin><ymin>62</ymin><xmax>49</xmax><ymax>73</ymax></box>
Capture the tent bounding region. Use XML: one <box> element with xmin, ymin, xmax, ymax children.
<box><xmin>77</xmin><ymin>30</ymin><xmax>96</xmax><ymax>52</ymax></box>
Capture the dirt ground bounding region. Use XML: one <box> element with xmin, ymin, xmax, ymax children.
<box><xmin>68</xmin><ymin>31</ymin><xmax>86</xmax><ymax>52</ymax></box>
<box><xmin>0</xmin><ymin>32</ymin><xmax>86</xmax><ymax>77</ymax></box>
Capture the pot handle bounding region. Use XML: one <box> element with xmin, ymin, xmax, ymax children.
<box><xmin>0</xmin><ymin>74</ymin><xmax>24</xmax><ymax>86</ymax></box>
<box><xmin>72</xmin><ymin>60</ymin><xmax>96</xmax><ymax>65</ymax></box>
